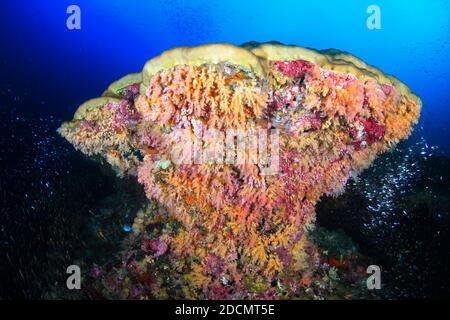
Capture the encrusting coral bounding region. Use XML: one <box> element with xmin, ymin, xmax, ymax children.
<box><xmin>59</xmin><ymin>42</ymin><xmax>421</xmax><ymax>299</ymax></box>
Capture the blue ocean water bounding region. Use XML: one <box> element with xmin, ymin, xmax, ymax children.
<box><xmin>0</xmin><ymin>0</ymin><xmax>449</xmax><ymax>299</ymax></box>
<box><xmin>1</xmin><ymin>0</ymin><xmax>449</xmax><ymax>153</ymax></box>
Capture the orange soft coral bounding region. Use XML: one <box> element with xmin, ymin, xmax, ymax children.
<box><xmin>59</xmin><ymin>43</ymin><xmax>421</xmax><ymax>299</ymax></box>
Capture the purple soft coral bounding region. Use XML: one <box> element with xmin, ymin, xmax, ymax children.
<box><xmin>108</xmin><ymin>101</ymin><xmax>141</xmax><ymax>130</ymax></box>
<box><xmin>141</xmin><ymin>239</ymin><xmax>168</xmax><ymax>257</ymax></box>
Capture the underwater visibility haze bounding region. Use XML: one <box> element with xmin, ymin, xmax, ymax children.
<box><xmin>0</xmin><ymin>0</ymin><xmax>450</xmax><ymax>300</ymax></box>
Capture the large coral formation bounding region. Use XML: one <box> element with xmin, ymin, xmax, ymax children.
<box><xmin>59</xmin><ymin>42</ymin><xmax>421</xmax><ymax>299</ymax></box>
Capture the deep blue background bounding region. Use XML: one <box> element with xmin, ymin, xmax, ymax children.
<box><xmin>1</xmin><ymin>0</ymin><xmax>449</xmax><ymax>153</ymax></box>
<box><xmin>0</xmin><ymin>0</ymin><xmax>449</xmax><ymax>299</ymax></box>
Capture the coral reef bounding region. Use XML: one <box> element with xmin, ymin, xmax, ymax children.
<box><xmin>59</xmin><ymin>42</ymin><xmax>421</xmax><ymax>299</ymax></box>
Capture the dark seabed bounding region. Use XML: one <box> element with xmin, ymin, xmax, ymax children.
<box><xmin>0</xmin><ymin>108</ymin><xmax>115</xmax><ymax>298</ymax></box>
<box><xmin>1</xmin><ymin>106</ymin><xmax>449</xmax><ymax>299</ymax></box>
<box><xmin>317</xmin><ymin>134</ymin><xmax>450</xmax><ymax>298</ymax></box>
